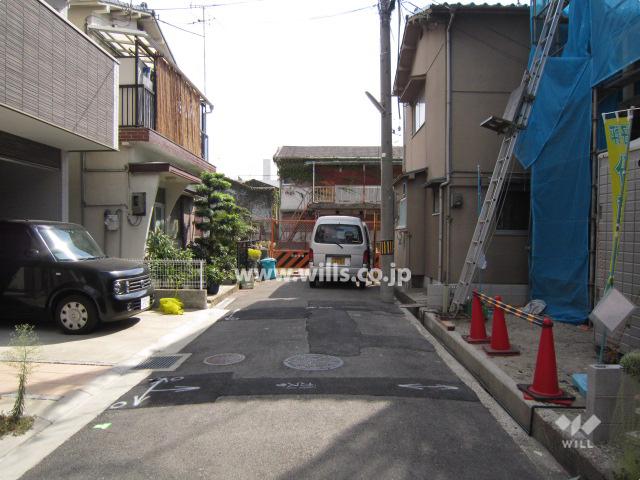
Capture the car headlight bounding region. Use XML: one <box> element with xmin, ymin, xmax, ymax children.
<box><xmin>113</xmin><ymin>280</ymin><xmax>128</xmax><ymax>295</ymax></box>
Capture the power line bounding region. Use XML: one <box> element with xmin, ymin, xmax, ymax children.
<box><xmin>156</xmin><ymin>18</ymin><xmax>204</xmax><ymax>36</ymax></box>
<box><xmin>308</xmin><ymin>3</ymin><xmax>377</xmax><ymax>20</ymax></box>
<box><xmin>152</xmin><ymin>0</ymin><xmax>267</xmax><ymax>11</ymax></box>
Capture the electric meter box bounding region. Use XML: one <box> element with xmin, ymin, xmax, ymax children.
<box><xmin>131</xmin><ymin>192</ymin><xmax>146</xmax><ymax>216</ymax></box>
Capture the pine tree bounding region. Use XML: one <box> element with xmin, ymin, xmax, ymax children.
<box><xmin>192</xmin><ymin>173</ymin><xmax>252</xmax><ymax>277</ymax></box>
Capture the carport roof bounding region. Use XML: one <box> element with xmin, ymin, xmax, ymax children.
<box><xmin>128</xmin><ymin>162</ymin><xmax>201</xmax><ymax>184</ymax></box>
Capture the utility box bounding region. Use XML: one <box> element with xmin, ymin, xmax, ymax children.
<box><xmin>131</xmin><ymin>192</ymin><xmax>146</xmax><ymax>216</ymax></box>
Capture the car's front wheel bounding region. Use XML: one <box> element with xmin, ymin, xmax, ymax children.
<box><xmin>55</xmin><ymin>295</ymin><xmax>99</xmax><ymax>334</ymax></box>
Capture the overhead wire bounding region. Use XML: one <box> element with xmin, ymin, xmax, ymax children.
<box><xmin>156</xmin><ymin>18</ymin><xmax>204</xmax><ymax>36</ymax></box>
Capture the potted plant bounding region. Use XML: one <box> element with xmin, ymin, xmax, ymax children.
<box><xmin>206</xmin><ymin>264</ymin><xmax>225</xmax><ymax>295</ymax></box>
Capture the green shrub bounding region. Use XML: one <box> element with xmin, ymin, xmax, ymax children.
<box><xmin>146</xmin><ymin>229</ymin><xmax>193</xmax><ymax>260</ymax></box>
<box><xmin>620</xmin><ymin>351</ymin><xmax>640</xmax><ymax>381</ymax></box>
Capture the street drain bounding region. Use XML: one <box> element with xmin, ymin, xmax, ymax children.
<box><xmin>283</xmin><ymin>354</ymin><xmax>344</xmax><ymax>371</ymax></box>
<box><xmin>204</xmin><ymin>353</ymin><xmax>246</xmax><ymax>366</ymax></box>
<box><xmin>133</xmin><ymin>353</ymin><xmax>191</xmax><ymax>371</ymax></box>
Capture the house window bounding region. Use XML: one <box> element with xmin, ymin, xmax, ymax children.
<box><xmin>396</xmin><ymin>181</ymin><xmax>407</xmax><ymax>229</ymax></box>
<box><xmin>497</xmin><ymin>188</ymin><xmax>530</xmax><ymax>232</ymax></box>
<box><xmin>432</xmin><ymin>188</ymin><xmax>440</xmax><ymax>214</ymax></box>
<box><xmin>413</xmin><ymin>97</ymin><xmax>426</xmax><ymax>134</ymax></box>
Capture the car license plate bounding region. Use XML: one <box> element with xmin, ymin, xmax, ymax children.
<box><xmin>328</xmin><ymin>257</ymin><xmax>349</xmax><ymax>266</ymax></box>
<box><xmin>140</xmin><ymin>296</ymin><xmax>150</xmax><ymax>310</ymax></box>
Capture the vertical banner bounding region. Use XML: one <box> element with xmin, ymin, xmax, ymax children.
<box><xmin>602</xmin><ymin>110</ymin><xmax>633</xmax><ymax>288</ymax></box>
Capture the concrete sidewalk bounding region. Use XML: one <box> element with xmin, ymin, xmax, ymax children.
<box><xmin>396</xmin><ymin>288</ymin><xmax>616</xmax><ymax>480</ymax></box>
<box><xmin>0</xmin><ymin>299</ymin><xmax>235</xmax><ymax>479</ymax></box>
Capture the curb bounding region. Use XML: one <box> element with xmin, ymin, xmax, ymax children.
<box><xmin>0</xmin><ymin>306</ymin><xmax>233</xmax><ymax>479</ymax></box>
<box><xmin>208</xmin><ymin>284</ymin><xmax>239</xmax><ymax>308</ymax></box>
<box><xmin>394</xmin><ymin>289</ymin><xmax>616</xmax><ymax>480</ymax></box>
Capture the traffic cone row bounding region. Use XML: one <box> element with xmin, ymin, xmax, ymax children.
<box><xmin>482</xmin><ymin>296</ymin><xmax>519</xmax><ymax>356</ymax></box>
<box><xmin>518</xmin><ymin>317</ymin><xmax>575</xmax><ymax>404</ymax></box>
<box><xmin>463</xmin><ymin>292</ymin><xmax>491</xmax><ymax>344</ymax></box>
<box><xmin>468</xmin><ymin>291</ymin><xmax>574</xmax><ymax>404</ymax></box>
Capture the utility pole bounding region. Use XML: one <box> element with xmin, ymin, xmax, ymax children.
<box><xmin>202</xmin><ymin>5</ymin><xmax>207</xmax><ymax>95</ymax></box>
<box><xmin>378</xmin><ymin>0</ymin><xmax>395</xmax><ymax>303</ymax></box>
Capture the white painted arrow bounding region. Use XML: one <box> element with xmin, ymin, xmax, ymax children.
<box><xmin>397</xmin><ymin>383</ymin><xmax>459</xmax><ymax>391</ymax></box>
<box><xmin>275</xmin><ymin>382</ymin><xmax>316</xmax><ymax>389</ymax></box>
<box><xmin>133</xmin><ymin>377</ymin><xmax>168</xmax><ymax>407</ymax></box>
<box><xmin>153</xmin><ymin>386</ymin><xmax>200</xmax><ymax>393</ymax></box>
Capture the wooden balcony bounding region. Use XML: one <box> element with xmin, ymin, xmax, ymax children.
<box><xmin>117</xmin><ymin>58</ymin><xmax>208</xmax><ymax>161</ymax></box>
<box><xmin>313</xmin><ymin>185</ymin><xmax>381</xmax><ymax>205</ymax></box>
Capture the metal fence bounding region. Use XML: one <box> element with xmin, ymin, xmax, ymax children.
<box><xmin>143</xmin><ymin>259</ymin><xmax>206</xmax><ymax>290</ymax></box>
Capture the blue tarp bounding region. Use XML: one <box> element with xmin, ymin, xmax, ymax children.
<box><xmin>515</xmin><ymin>0</ymin><xmax>592</xmax><ymax>323</ymax></box>
<box><xmin>515</xmin><ymin>0</ymin><xmax>640</xmax><ymax>323</ymax></box>
<box><xmin>591</xmin><ymin>0</ymin><xmax>640</xmax><ymax>86</ymax></box>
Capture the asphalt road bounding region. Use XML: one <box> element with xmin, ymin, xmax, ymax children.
<box><xmin>22</xmin><ymin>280</ymin><xmax>562</xmax><ymax>479</ymax></box>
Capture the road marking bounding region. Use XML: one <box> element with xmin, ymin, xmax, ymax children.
<box><xmin>132</xmin><ymin>377</ymin><xmax>200</xmax><ymax>407</ymax></box>
<box><xmin>275</xmin><ymin>382</ymin><xmax>316</xmax><ymax>390</ymax></box>
<box><xmin>397</xmin><ymin>383</ymin><xmax>459</xmax><ymax>391</ymax></box>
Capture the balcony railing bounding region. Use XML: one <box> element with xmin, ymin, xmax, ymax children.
<box><xmin>119</xmin><ymin>85</ymin><xmax>156</xmax><ymax>129</ymax></box>
<box><xmin>313</xmin><ymin>185</ymin><xmax>381</xmax><ymax>204</ymax></box>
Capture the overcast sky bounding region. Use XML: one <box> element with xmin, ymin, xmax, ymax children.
<box><xmin>143</xmin><ymin>1</ymin><xmax>504</xmax><ymax>182</ymax></box>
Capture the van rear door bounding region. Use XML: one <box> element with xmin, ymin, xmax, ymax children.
<box><xmin>313</xmin><ymin>223</ymin><xmax>365</xmax><ymax>267</ymax></box>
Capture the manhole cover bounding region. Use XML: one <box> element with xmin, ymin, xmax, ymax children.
<box><xmin>204</xmin><ymin>353</ymin><xmax>246</xmax><ymax>366</ymax></box>
<box><xmin>283</xmin><ymin>354</ymin><xmax>344</xmax><ymax>371</ymax></box>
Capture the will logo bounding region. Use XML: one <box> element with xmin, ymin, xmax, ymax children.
<box><xmin>555</xmin><ymin>414</ymin><xmax>601</xmax><ymax>449</ymax></box>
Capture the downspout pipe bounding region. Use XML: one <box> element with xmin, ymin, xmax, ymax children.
<box><xmin>438</xmin><ymin>9</ymin><xmax>455</xmax><ymax>284</ymax></box>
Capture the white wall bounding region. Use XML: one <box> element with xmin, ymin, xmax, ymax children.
<box><xmin>71</xmin><ymin>146</ymin><xmax>191</xmax><ymax>259</ymax></box>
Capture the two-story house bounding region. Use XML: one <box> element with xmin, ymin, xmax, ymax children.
<box><xmin>393</xmin><ymin>4</ymin><xmax>531</xmax><ymax>306</ymax></box>
<box><xmin>62</xmin><ymin>0</ymin><xmax>214</xmax><ymax>258</ymax></box>
<box><xmin>0</xmin><ymin>0</ymin><xmax>118</xmax><ymax>222</ymax></box>
<box><xmin>272</xmin><ymin>146</ymin><xmax>402</xmax><ymax>267</ymax></box>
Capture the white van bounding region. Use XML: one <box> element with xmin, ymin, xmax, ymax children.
<box><xmin>308</xmin><ymin>216</ymin><xmax>372</xmax><ymax>288</ymax></box>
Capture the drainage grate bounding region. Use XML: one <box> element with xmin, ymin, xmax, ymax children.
<box><xmin>133</xmin><ymin>353</ymin><xmax>191</xmax><ymax>371</ymax></box>
<box><xmin>283</xmin><ymin>354</ymin><xmax>344</xmax><ymax>371</ymax></box>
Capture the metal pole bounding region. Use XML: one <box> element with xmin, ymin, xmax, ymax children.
<box><xmin>378</xmin><ymin>0</ymin><xmax>395</xmax><ymax>302</ymax></box>
<box><xmin>202</xmin><ymin>5</ymin><xmax>207</xmax><ymax>95</ymax></box>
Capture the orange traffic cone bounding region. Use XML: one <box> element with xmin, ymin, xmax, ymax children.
<box><xmin>518</xmin><ymin>317</ymin><xmax>575</xmax><ymax>403</ymax></box>
<box><xmin>483</xmin><ymin>296</ymin><xmax>519</xmax><ymax>356</ymax></box>
<box><xmin>463</xmin><ymin>291</ymin><xmax>490</xmax><ymax>344</ymax></box>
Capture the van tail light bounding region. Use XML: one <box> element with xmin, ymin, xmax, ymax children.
<box><xmin>309</xmin><ymin>248</ymin><xmax>314</xmax><ymax>263</ymax></box>
<box><xmin>363</xmin><ymin>249</ymin><xmax>370</xmax><ymax>267</ymax></box>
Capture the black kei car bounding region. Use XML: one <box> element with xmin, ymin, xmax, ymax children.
<box><xmin>0</xmin><ymin>220</ymin><xmax>153</xmax><ymax>334</ymax></box>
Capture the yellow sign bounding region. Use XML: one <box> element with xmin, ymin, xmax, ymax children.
<box><xmin>376</xmin><ymin>240</ymin><xmax>394</xmax><ymax>255</ymax></box>
<box><xmin>602</xmin><ymin>111</ymin><xmax>633</xmax><ymax>287</ymax></box>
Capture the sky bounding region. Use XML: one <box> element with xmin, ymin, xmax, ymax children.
<box><xmin>143</xmin><ymin>0</ymin><xmax>506</xmax><ymax>182</ymax></box>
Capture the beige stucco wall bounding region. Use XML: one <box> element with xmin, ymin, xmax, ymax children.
<box><xmin>68</xmin><ymin>146</ymin><xmax>191</xmax><ymax>259</ymax></box>
<box><xmin>450</xmin><ymin>13</ymin><xmax>530</xmax><ymax>174</ymax></box>
<box><xmin>403</xmin><ymin>22</ymin><xmax>446</xmax><ymax>178</ymax></box>
<box><xmin>394</xmin><ymin>171</ymin><xmax>427</xmax><ymax>277</ymax></box>
<box><xmin>397</xmin><ymin>10</ymin><xmax>531</xmax><ymax>287</ymax></box>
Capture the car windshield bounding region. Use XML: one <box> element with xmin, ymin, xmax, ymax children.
<box><xmin>37</xmin><ymin>225</ymin><xmax>105</xmax><ymax>261</ymax></box>
<box><xmin>314</xmin><ymin>224</ymin><xmax>363</xmax><ymax>245</ymax></box>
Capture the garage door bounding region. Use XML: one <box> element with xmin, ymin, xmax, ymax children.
<box><xmin>0</xmin><ymin>157</ymin><xmax>60</xmax><ymax>221</ymax></box>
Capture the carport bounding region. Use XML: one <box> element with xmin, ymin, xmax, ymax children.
<box><xmin>0</xmin><ymin>132</ymin><xmax>63</xmax><ymax>221</ymax></box>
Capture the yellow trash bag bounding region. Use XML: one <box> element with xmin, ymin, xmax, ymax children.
<box><xmin>159</xmin><ymin>297</ymin><xmax>184</xmax><ymax>315</ymax></box>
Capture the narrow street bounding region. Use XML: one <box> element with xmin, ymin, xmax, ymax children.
<box><xmin>21</xmin><ymin>281</ymin><xmax>562</xmax><ymax>480</ymax></box>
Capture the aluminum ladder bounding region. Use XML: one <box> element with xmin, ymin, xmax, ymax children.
<box><xmin>449</xmin><ymin>0</ymin><xmax>567</xmax><ymax>312</ymax></box>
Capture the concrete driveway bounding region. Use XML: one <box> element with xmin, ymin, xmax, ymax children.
<box><xmin>18</xmin><ymin>280</ymin><xmax>567</xmax><ymax>480</ymax></box>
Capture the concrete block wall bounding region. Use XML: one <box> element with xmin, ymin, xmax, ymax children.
<box><xmin>422</xmin><ymin>283</ymin><xmax>529</xmax><ymax>310</ymax></box>
<box><xmin>587</xmin><ymin>364</ymin><xmax>622</xmax><ymax>443</ymax></box>
<box><xmin>595</xmin><ymin>143</ymin><xmax>640</xmax><ymax>353</ymax></box>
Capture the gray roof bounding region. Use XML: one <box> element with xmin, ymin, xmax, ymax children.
<box><xmin>274</xmin><ymin>146</ymin><xmax>403</xmax><ymax>162</ymax></box>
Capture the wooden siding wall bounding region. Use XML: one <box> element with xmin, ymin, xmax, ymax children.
<box><xmin>155</xmin><ymin>58</ymin><xmax>202</xmax><ymax>158</ymax></box>
<box><xmin>0</xmin><ymin>0</ymin><xmax>117</xmax><ymax>149</ymax></box>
